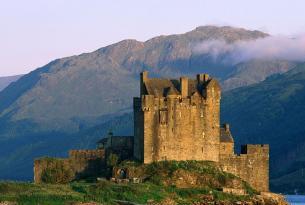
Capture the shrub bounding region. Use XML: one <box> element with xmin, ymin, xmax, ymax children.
<box><xmin>41</xmin><ymin>160</ymin><xmax>74</xmax><ymax>184</ymax></box>
<box><xmin>107</xmin><ymin>153</ymin><xmax>119</xmax><ymax>168</ymax></box>
<box><xmin>243</xmin><ymin>181</ymin><xmax>258</xmax><ymax>196</ymax></box>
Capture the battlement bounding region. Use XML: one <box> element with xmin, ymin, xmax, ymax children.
<box><xmin>241</xmin><ymin>144</ymin><xmax>269</xmax><ymax>155</ymax></box>
<box><xmin>139</xmin><ymin>71</ymin><xmax>220</xmax><ymax>99</ymax></box>
<box><xmin>69</xmin><ymin>149</ymin><xmax>105</xmax><ymax>160</ymax></box>
<box><xmin>220</xmin><ymin>146</ymin><xmax>269</xmax><ymax>192</ymax></box>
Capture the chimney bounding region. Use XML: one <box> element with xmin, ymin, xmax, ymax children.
<box><xmin>140</xmin><ymin>71</ymin><xmax>148</xmax><ymax>95</ymax></box>
<box><xmin>197</xmin><ymin>73</ymin><xmax>210</xmax><ymax>83</ymax></box>
<box><xmin>180</xmin><ymin>77</ymin><xmax>188</xmax><ymax>97</ymax></box>
<box><xmin>224</xmin><ymin>123</ymin><xmax>230</xmax><ymax>132</ymax></box>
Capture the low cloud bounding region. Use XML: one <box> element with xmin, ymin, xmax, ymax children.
<box><xmin>193</xmin><ymin>35</ymin><xmax>305</xmax><ymax>64</ymax></box>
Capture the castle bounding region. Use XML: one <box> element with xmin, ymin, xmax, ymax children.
<box><xmin>34</xmin><ymin>71</ymin><xmax>269</xmax><ymax>192</ymax></box>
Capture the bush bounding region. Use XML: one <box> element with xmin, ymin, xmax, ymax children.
<box><xmin>41</xmin><ymin>160</ymin><xmax>74</xmax><ymax>184</ymax></box>
<box><xmin>107</xmin><ymin>153</ymin><xmax>119</xmax><ymax>168</ymax></box>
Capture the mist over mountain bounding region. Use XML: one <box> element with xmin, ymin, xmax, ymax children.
<box><xmin>194</xmin><ymin>34</ymin><xmax>305</xmax><ymax>64</ymax></box>
<box><xmin>0</xmin><ymin>25</ymin><xmax>304</xmax><ymax>192</ymax></box>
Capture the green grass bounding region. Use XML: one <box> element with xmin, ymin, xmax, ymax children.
<box><xmin>0</xmin><ymin>180</ymin><xmax>251</xmax><ymax>205</ymax></box>
<box><xmin>0</xmin><ymin>161</ymin><xmax>256</xmax><ymax>204</ymax></box>
<box><xmin>119</xmin><ymin>160</ymin><xmax>243</xmax><ymax>191</ymax></box>
<box><xmin>0</xmin><ymin>182</ymin><xmax>83</xmax><ymax>205</ymax></box>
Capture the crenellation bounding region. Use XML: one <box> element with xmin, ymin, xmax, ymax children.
<box><xmin>241</xmin><ymin>144</ymin><xmax>270</xmax><ymax>155</ymax></box>
<box><xmin>220</xmin><ymin>144</ymin><xmax>269</xmax><ymax>192</ymax></box>
<box><xmin>69</xmin><ymin>149</ymin><xmax>105</xmax><ymax>160</ymax></box>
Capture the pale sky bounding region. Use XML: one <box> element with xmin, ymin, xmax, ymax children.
<box><xmin>1</xmin><ymin>0</ymin><xmax>305</xmax><ymax>77</ymax></box>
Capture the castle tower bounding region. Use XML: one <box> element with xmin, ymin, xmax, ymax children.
<box><xmin>133</xmin><ymin>71</ymin><xmax>221</xmax><ymax>163</ymax></box>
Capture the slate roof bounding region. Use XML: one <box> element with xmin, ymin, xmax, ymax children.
<box><xmin>143</xmin><ymin>78</ymin><xmax>213</xmax><ymax>97</ymax></box>
<box><xmin>220</xmin><ymin>127</ymin><xmax>234</xmax><ymax>143</ymax></box>
<box><xmin>144</xmin><ymin>78</ymin><xmax>178</xmax><ymax>97</ymax></box>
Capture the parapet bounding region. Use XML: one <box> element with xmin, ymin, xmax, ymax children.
<box><xmin>241</xmin><ymin>144</ymin><xmax>269</xmax><ymax>155</ymax></box>
<box><xmin>139</xmin><ymin>71</ymin><xmax>220</xmax><ymax>98</ymax></box>
<box><xmin>69</xmin><ymin>149</ymin><xmax>105</xmax><ymax>160</ymax></box>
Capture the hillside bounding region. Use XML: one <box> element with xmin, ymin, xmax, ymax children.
<box><xmin>0</xmin><ymin>75</ymin><xmax>23</xmax><ymax>91</ymax></box>
<box><xmin>221</xmin><ymin>63</ymin><xmax>305</xmax><ymax>193</ymax></box>
<box><xmin>0</xmin><ymin>26</ymin><xmax>300</xmax><ymax>182</ymax></box>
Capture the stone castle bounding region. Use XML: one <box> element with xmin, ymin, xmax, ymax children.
<box><xmin>34</xmin><ymin>71</ymin><xmax>269</xmax><ymax>192</ymax></box>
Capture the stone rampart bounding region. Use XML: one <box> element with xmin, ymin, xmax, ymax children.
<box><xmin>34</xmin><ymin>149</ymin><xmax>105</xmax><ymax>183</ymax></box>
<box><xmin>220</xmin><ymin>144</ymin><xmax>269</xmax><ymax>192</ymax></box>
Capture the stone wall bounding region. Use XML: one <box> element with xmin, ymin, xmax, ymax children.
<box><xmin>219</xmin><ymin>142</ymin><xmax>234</xmax><ymax>155</ymax></box>
<box><xmin>69</xmin><ymin>149</ymin><xmax>105</xmax><ymax>179</ymax></box>
<box><xmin>34</xmin><ymin>158</ymin><xmax>70</xmax><ymax>183</ymax></box>
<box><xmin>34</xmin><ymin>149</ymin><xmax>105</xmax><ymax>183</ymax></box>
<box><xmin>133</xmin><ymin>97</ymin><xmax>144</xmax><ymax>161</ymax></box>
<box><xmin>106</xmin><ymin>136</ymin><xmax>134</xmax><ymax>161</ymax></box>
<box><xmin>220</xmin><ymin>144</ymin><xmax>269</xmax><ymax>192</ymax></box>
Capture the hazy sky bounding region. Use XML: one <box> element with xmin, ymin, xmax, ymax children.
<box><xmin>1</xmin><ymin>0</ymin><xmax>305</xmax><ymax>77</ymax></box>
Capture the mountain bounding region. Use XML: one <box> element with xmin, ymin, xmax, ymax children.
<box><xmin>221</xmin><ymin>63</ymin><xmax>305</xmax><ymax>193</ymax></box>
<box><xmin>0</xmin><ymin>26</ymin><xmax>290</xmax><ymax>134</ymax></box>
<box><xmin>0</xmin><ymin>26</ymin><xmax>300</xmax><ymax>181</ymax></box>
<box><xmin>0</xmin><ymin>75</ymin><xmax>23</xmax><ymax>91</ymax></box>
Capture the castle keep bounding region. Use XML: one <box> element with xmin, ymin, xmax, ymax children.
<box><xmin>134</xmin><ymin>72</ymin><xmax>221</xmax><ymax>163</ymax></box>
<box><xmin>34</xmin><ymin>71</ymin><xmax>269</xmax><ymax>192</ymax></box>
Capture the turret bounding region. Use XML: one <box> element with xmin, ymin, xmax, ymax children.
<box><xmin>140</xmin><ymin>71</ymin><xmax>148</xmax><ymax>96</ymax></box>
<box><xmin>197</xmin><ymin>73</ymin><xmax>209</xmax><ymax>84</ymax></box>
<box><xmin>224</xmin><ymin>123</ymin><xmax>230</xmax><ymax>132</ymax></box>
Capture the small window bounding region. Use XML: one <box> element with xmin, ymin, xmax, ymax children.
<box><xmin>200</xmin><ymin>110</ymin><xmax>204</xmax><ymax>118</ymax></box>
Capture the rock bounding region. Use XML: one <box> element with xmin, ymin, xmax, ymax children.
<box><xmin>258</xmin><ymin>192</ymin><xmax>288</xmax><ymax>205</ymax></box>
